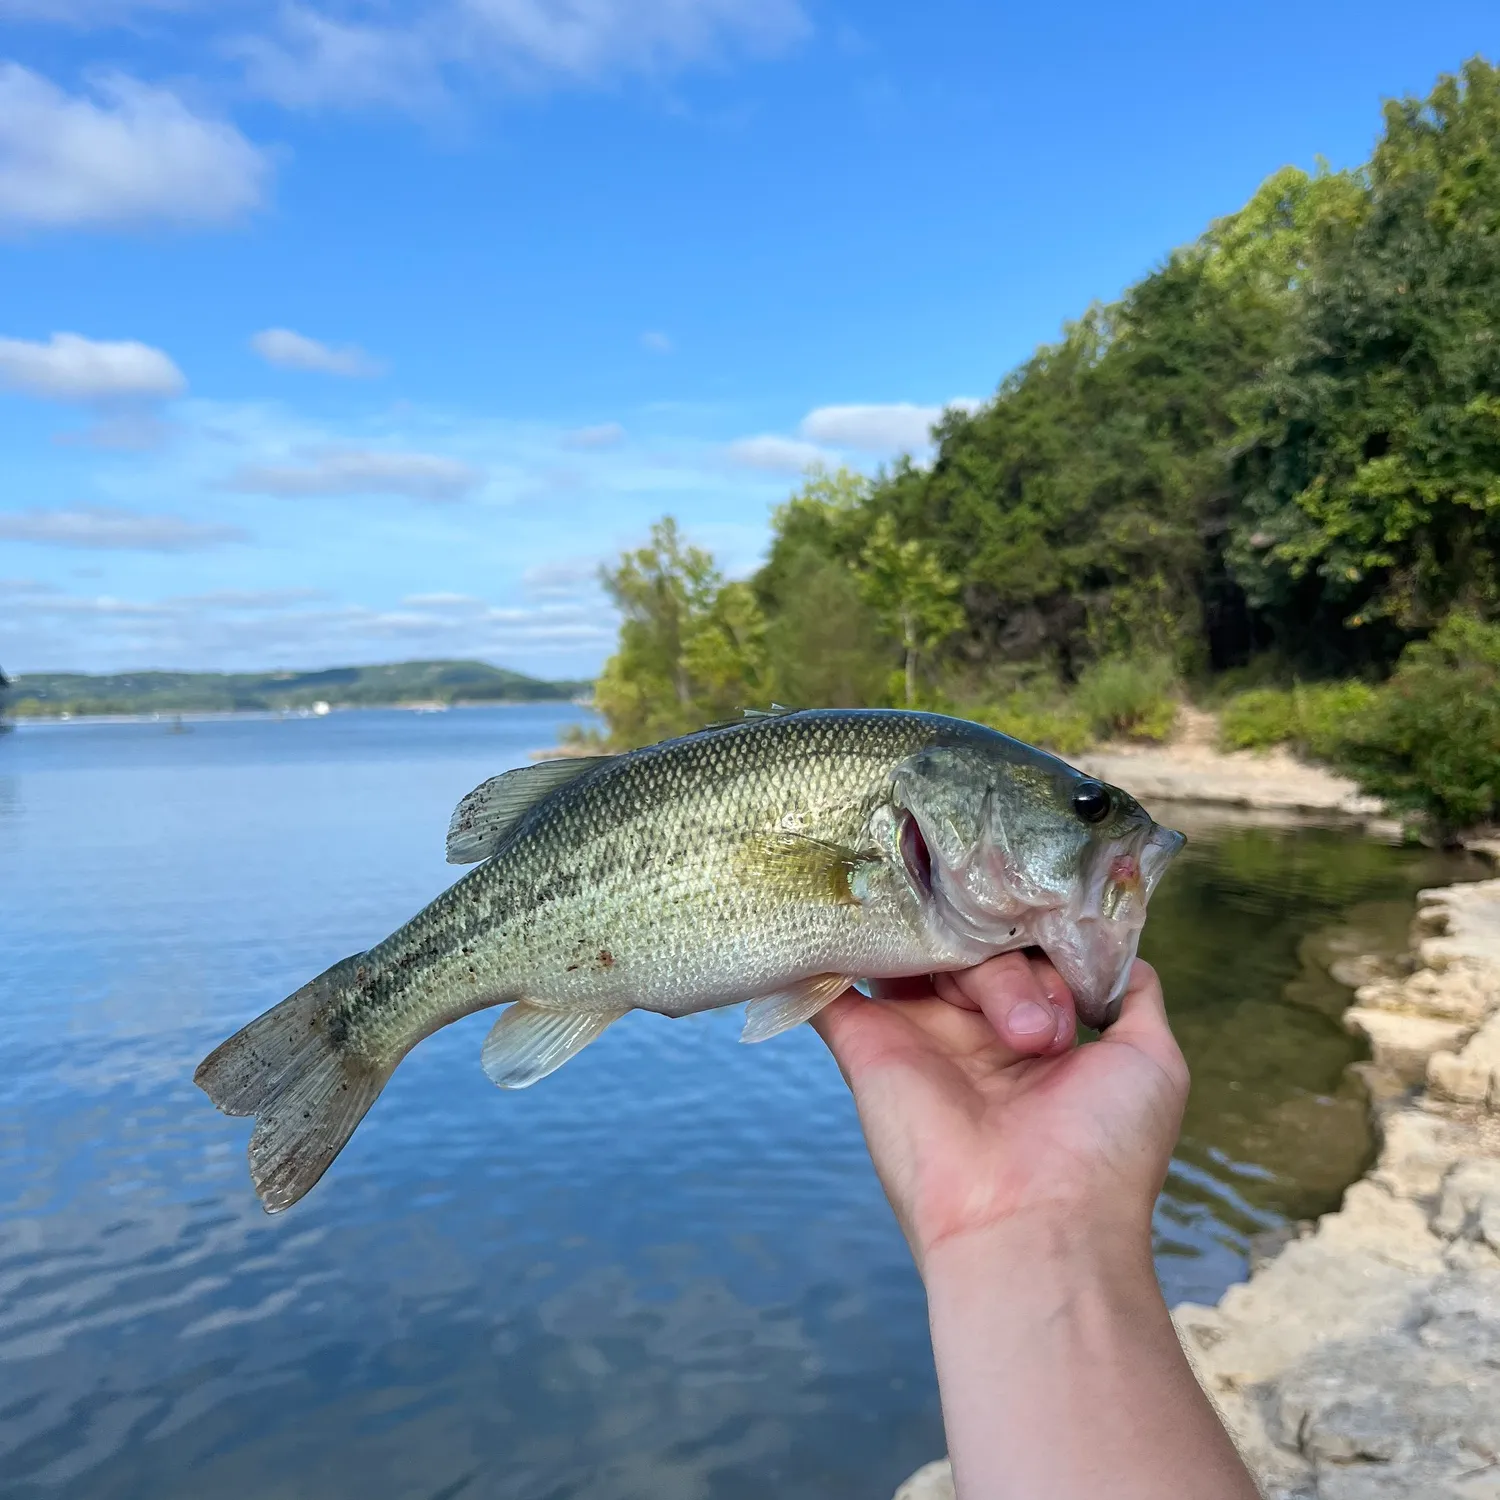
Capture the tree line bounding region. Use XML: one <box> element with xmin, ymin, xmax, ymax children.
<box><xmin>586</xmin><ymin>60</ymin><xmax>1500</xmax><ymax>831</ymax></box>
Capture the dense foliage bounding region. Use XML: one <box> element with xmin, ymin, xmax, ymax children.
<box><xmin>589</xmin><ymin>61</ymin><xmax>1500</xmax><ymax>830</ymax></box>
<box><xmin>1338</xmin><ymin>613</ymin><xmax>1500</xmax><ymax>834</ymax></box>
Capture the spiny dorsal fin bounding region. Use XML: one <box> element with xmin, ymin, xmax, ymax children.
<box><xmin>700</xmin><ymin>704</ymin><xmax>800</xmax><ymax>731</ymax></box>
<box><xmin>446</xmin><ymin>756</ymin><xmax>614</xmax><ymax>864</ymax></box>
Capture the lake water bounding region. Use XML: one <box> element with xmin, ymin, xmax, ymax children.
<box><xmin>0</xmin><ymin>706</ymin><xmax>1481</xmax><ymax>1500</ymax></box>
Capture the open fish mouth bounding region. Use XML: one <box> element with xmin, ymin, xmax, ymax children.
<box><xmin>1036</xmin><ymin>822</ymin><xmax>1186</xmax><ymax>1028</ymax></box>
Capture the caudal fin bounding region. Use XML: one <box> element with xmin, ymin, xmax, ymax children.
<box><xmin>194</xmin><ymin>954</ymin><xmax>388</xmax><ymax>1214</ymax></box>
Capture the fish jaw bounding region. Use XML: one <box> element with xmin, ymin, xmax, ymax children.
<box><xmin>1033</xmin><ymin>822</ymin><xmax>1186</xmax><ymax>1028</ymax></box>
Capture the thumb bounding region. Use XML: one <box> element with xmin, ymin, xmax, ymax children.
<box><xmin>1098</xmin><ymin>960</ymin><xmax>1189</xmax><ymax>1091</ymax></box>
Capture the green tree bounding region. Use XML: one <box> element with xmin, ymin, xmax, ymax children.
<box><xmin>593</xmin><ymin>518</ymin><xmax>767</xmax><ymax>747</ymax></box>
<box><xmin>855</xmin><ymin>514</ymin><xmax>965</xmax><ymax>706</ymax></box>
<box><xmin>1230</xmin><ymin>59</ymin><xmax>1500</xmax><ymax>665</ymax></box>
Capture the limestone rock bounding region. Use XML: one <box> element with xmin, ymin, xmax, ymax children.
<box><xmin>1433</xmin><ymin>1160</ymin><xmax>1500</xmax><ymax>1258</ymax></box>
<box><xmin>1343</xmin><ymin>1006</ymin><xmax>1472</xmax><ymax>1082</ymax></box>
<box><xmin>1429</xmin><ymin>1011</ymin><xmax>1500</xmax><ymax>1110</ymax></box>
<box><xmin>891</xmin><ymin>1458</ymin><xmax>953</xmax><ymax>1500</ymax></box>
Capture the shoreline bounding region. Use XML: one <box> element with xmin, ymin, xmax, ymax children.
<box><xmin>894</xmin><ymin>831</ymin><xmax>1500</xmax><ymax>1500</ymax></box>
<box><xmin>0</xmin><ymin>699</ymin><xmax>593</xmax><ymax>728</ymax></box>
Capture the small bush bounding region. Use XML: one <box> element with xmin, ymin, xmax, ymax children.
<box><xmin>982</xmin><ymin>695</ymin><xmax>1094</xmax><ymax>756</ymax></box>
<box><xmin>1219</xmin><ymin>681</ymin><xmax>1378</xmax><ymax>759</ymax></box>
<box><xmin>1297</xmin><ymin>681</ymin><xmax>1380</xmax><ymax>761</ymax></box>
<box><xmin>1339</xmin><ymin>612</ymin><xmax>1500</xmax><ymax>838</ymax></box>
<box><xmin>1218</xmin><ymin>687</ymin><xmax>1298</xmax><ymax>751</ymax></box>
<box><xmin>1074</xmin><ymin>654</ymin><xmax>1178</xmax><ymax>742</ymax></box>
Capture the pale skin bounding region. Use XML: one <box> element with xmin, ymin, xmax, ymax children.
<box><xmin>812</xmin><ymin>954</ymin><xmax>1261</xmax><ymax>1500</ymax></box>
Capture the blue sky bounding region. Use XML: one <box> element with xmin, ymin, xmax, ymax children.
<box><xmin>0</xmin><ymin>2</ymin><xmax>1494</xmax><ymax>680</ymax></box>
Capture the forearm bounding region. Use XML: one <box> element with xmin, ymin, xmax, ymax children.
<box><xmin>923</xmin><ymin>1213</ymin><xmax>1259</xmax><ymax>1500</ymax></box>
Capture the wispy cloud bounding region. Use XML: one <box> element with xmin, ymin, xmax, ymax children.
<box><xmin>0</xmin><ymin>0</ymin><xmax>192</xmax><ymax>19</ymax></box>
<box><xmin>234</xmin><ymin>0</ymin><xmax>808</xmax><ymax>112</ymax></box>
<box><xmin>400</xmin><ymin>590</ymin><xmax>484</xmax><ymax>607</ymax></box>
<box><xmin>0</xmin><ymin>64</ymin><xmax>270</xmax><ymax>231</ymax></box>
<box><xmin>639</xmin><ymin>330</ymin><xmax>673</xmax><ymax>355</ymax></box>
<box><xmin>224</xmin><ymin>448</ymin><xmax>484</xmax><ymax>501</ymax></box>
<box><xmin>170</xmin><ymin>587</ymin><xmax>327</xmax><ymax>608</ymax></box>
<box><xmin>250</xmin><ymin>328</ymin><xmax>385</xmax><ymax>377</ymax></box>
<box><xmin>725</xmin><ymin>434</ymin><xmax>827</xmax><ymax>473</ymax></box>
<box><xmin>0</xmin><ymin>506</ymin><xmax>248</xmax><ymax>551</ymax></box>
<box><xmin>0</xmin><ymin>332</ymin><xmax>184</xmax><ymax>401</ymax></box>
<box><xmin>522</xmin><ymin>558</ymin><xmax>601</xmax><ymax>599</ymax></box>
<box><xmin>562</xmin><ymin>421</ymin><xmax>625</xmax><ymax>449</ymax></box>
<box><xmin>5</xmin><ymin>582</ymin><xmax>616</xmax><ymax>673</ymax></box>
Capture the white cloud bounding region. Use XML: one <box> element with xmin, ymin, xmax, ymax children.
<box><xmin>235</xmin><ymin>0</ymin><xmax>807</xmax><ymax>111</ymax></box>
<box><xmin>640</xmin><ymin>330</ymin><xmax>673</xmax><ymax>354</ymax></box>
<box><xmin>224</xmin><ymin>448</ymin><xmax>484</xmax><ymax>501</ymax></box>
<box><xmin>798</xmin><ymin>403</ymin><xmax>948</xmax><ymax>453</ymax></box>
<box><xmin>563</xmin><ymin>421</ymin><xmax>625</xmax><ymax>449</ymax></box>
<box><xmin>250</xmin><ymin>328</ymin><xmax>384</xmax><ymax>377</ymax></box>
<box><xmin>725</xmin><ymin>434</ymin><xmax>827</xmax><ymax>473</ymax></box>
<box><xmin>0</xmin><ymin>64</ymin><xmax>270</xmax><ymax>230</ymax></box>
<box><xmin>0</xmin><ymin>333</ymin><xmax>184</xmax><ymax>402</ymax></box>
<box><xmin>0</xmin><ymin>506</ymin><xmax>248</xmax><ymax>551</ymax></box>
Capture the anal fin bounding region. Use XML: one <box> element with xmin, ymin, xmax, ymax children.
<box><xmin>481</xmin><ymin>1002</ymin><xmax>627</xmax><ymax>1088</ymax></box>
<box><xmin>740</xmin><ymin>973</ymin><xmax>852</xmax><ymax>1044</ymax></box>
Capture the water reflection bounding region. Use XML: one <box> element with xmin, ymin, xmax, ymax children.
<box><xmin>0</xmin><ymin>710</ymin><xmax>1481</xmax><ymax>1498</ymax></box>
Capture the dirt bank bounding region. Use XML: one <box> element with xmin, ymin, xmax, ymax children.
<box><xmin>1077</xmin><ymin>708</ymin><xmax>1389</xmax><ymax>830</ymax></box>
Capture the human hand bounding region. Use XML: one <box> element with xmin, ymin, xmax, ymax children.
<box><xmin>812</xmin><ymin>953</ymin><xmax>1189</xmax><ymax>1272</ymax></box>
<box><xmin>817</xmin><ymin>958</ymin><xmax>1259</xmax><ymax>1499</ymax></box>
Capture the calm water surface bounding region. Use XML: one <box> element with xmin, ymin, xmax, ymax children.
<box><xmin>0</xmin><ymin>706</ymin><xmax>1480</xmax><ymax>1499</ymax></box>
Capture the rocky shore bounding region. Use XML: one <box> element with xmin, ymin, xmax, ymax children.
<box><xmin>1173</xmin><ymin>858</ymin><xmax>1500</xmax><ymax>1499</ymax></box>
<box><xmin>892</xmin><ymin>815</ymin><xmax>1500</xmax><ymax>1498</ymax></box>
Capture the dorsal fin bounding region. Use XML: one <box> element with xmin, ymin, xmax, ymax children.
<box><xmin>700</xmin><ymin>704</ymin><xmax>800</xmax><ymax>731</ymax></box>
<box><xmin>446</xmin><ymin>756</ymin><xmax>614</xmax><ymax>863</ymax></box>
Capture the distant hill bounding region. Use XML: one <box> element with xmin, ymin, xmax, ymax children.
<box><xmin>5</xmin><ymin>661</ymin><xmax>592</xmax><ymax>718</ymax></box>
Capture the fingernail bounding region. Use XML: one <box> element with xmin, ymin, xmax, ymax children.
<box><xmin>1007</xmin><ymin>999</ymin><xmax>1054</xmax><ymax>1036</ymax></box>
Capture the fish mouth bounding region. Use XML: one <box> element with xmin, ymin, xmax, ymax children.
<box><xmin>1034</xmin><ymin>823</ymin><xmax>1186</xmax><ymax>1029</ymax></box>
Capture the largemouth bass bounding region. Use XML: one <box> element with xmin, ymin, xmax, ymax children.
<box><xmin>197</xmin><ymin>708</ymin><xmax>1184</xmax><ymax>1212</ymax></box>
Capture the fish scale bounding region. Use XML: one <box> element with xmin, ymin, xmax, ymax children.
<box><xmin>195</xmin><ymin>707</ymin><xmax>1184</xmax><ymax>1212</ymax></box>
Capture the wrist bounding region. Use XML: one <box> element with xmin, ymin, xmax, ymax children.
<box><xmin>913</xmin><ymin>1195</ymin><xmax>1157</xmax><ymax>1285</ymax></box>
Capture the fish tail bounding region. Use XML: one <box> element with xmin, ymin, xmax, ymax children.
<box><xmin>194</xmin><ymin>953</ymin><xmax>390</xmax><ymax>1214</ymax></box>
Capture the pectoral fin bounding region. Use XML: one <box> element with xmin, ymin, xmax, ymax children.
<box><xmin>740</xmin><ymin>973</ymin><xmax>853</xmax><ymax>1043</ymax></box>
<box><xmin>481</xmin><ymin>1002</ymin><xmax>628</xmax><ymax>1088</ymax></box>
<box><xmin>739</xmin><ymin>833</ymin><xmax>874</xmax><ymax>907</ymax></box>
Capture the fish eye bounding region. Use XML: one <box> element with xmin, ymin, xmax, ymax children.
<box><xmin>1071</xmin><ymin>781</ymin><xmax>1112</xmax><ymax>825</ymax></box>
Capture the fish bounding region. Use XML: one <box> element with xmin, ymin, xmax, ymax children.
<box><xmin>195</xmin><ymin>707</ymin><xmax>1185</xmax><ymax>1213</ymax></box>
